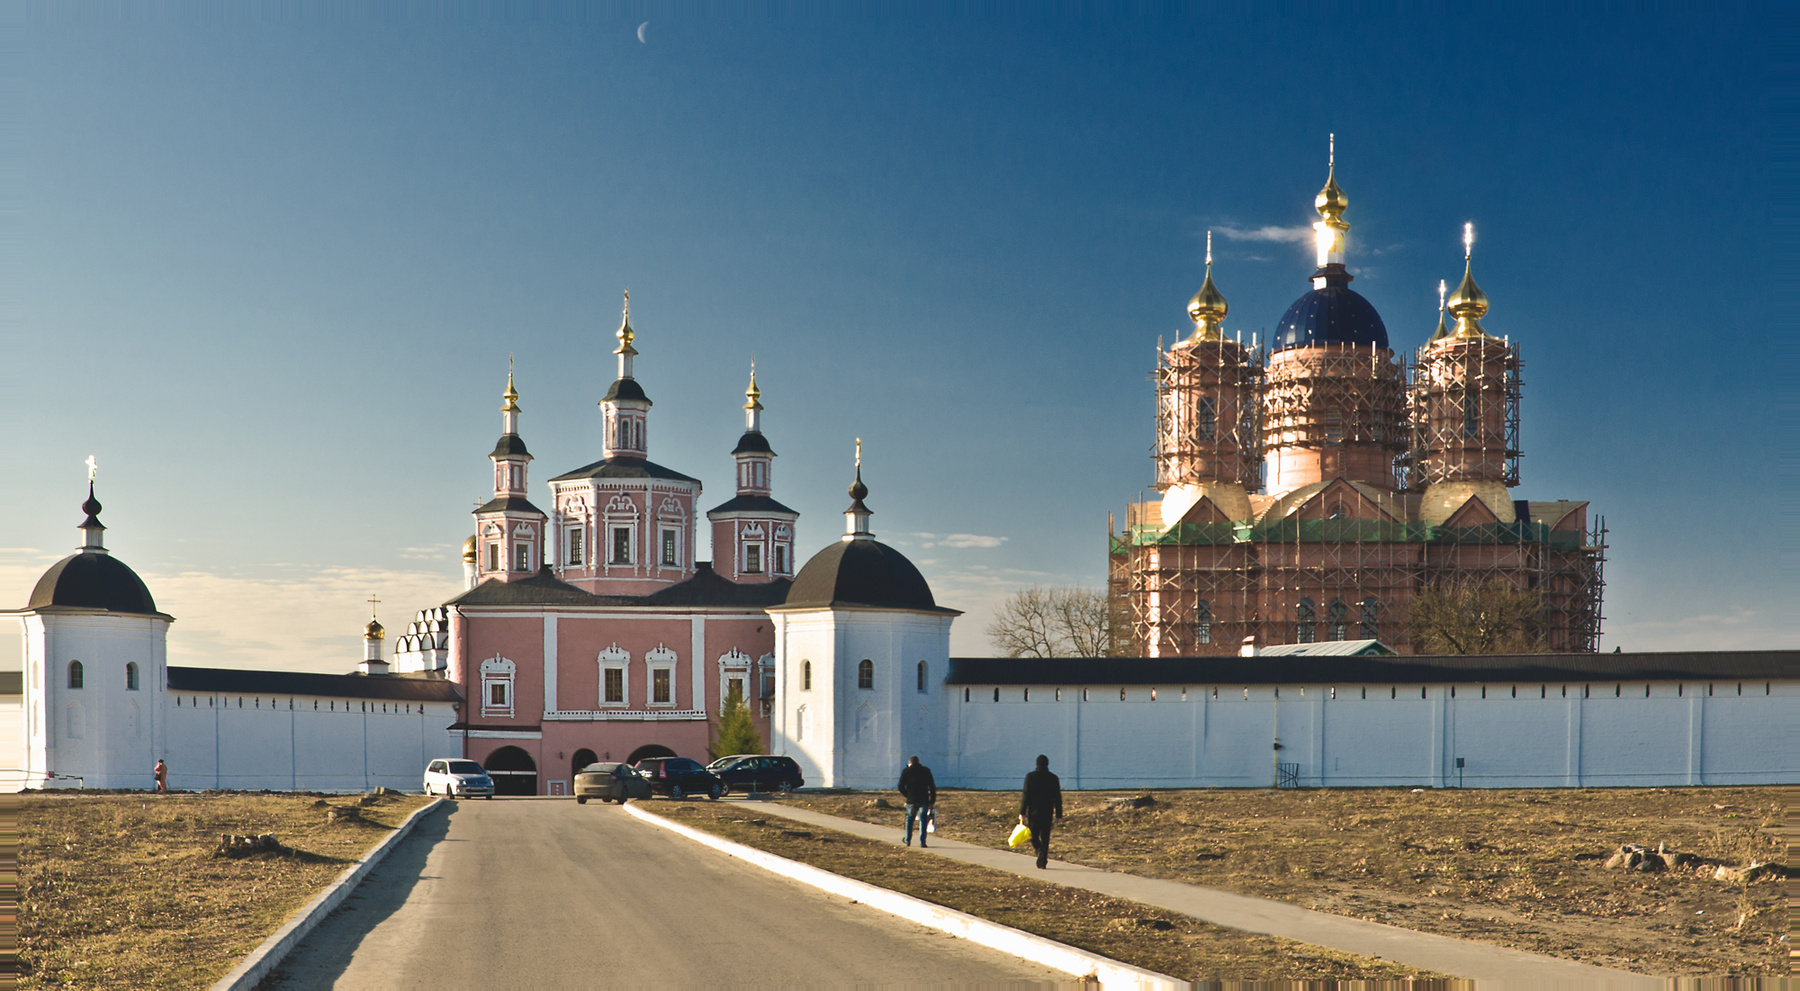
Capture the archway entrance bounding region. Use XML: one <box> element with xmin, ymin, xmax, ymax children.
<box><xmin>626</xmin><ymin>743</ymin><xmax>676</xmax><ymax>765</ymax></box>
<box><xmin>485</xmin><ymin>745</ymin><xmax>537</xmax><ymax>796</ymax></box>
<box><xmin>571</xmin><ymin>748</ymin><xmax>598</xmax><ymax>781</ymax></box>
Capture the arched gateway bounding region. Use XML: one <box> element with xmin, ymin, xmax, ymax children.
<box><xmin>485</xmin><ymin>745</ymin><xmax>537</xmax><ymax>796</ymax></box>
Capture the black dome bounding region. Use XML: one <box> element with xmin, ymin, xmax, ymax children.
<box><xmin>1273</xmin><ymin>285</ymin><xmax>1388</xmax><ymax>352</ymax></box>
<box><xmin>783</xmin><ymin>539</ymin><xmax>943</xmax><ymax>611</ymax></box>
<box><xmin>731</xmin><ymin>431</ymin><xmax>773</xmax><ymax>455</ymax></box>
<box><xmin>28</xmin><ymin>552</ymin><xmax>159</xmax><ymax>614</ymax></box>
<box><xmin>602</xmin><ymin>377</ymin><xmax>651</xmax><ymax>403</ymax></box>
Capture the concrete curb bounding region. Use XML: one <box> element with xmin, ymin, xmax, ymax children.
<box><xmin>625</xmin><ymin>802</ymin><xmax>1185</xmax><ymax>990</ymax></box>
<box><xmin>210</xmin><ymin>797</ymin><xmax>445</xmax><ymax>991</ymax></box>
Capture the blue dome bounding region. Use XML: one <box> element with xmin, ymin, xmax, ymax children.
<box><xmin>1273</xmin><ymin>285</ymin><xmax>1388</xmax><ymax>352</ymax></box>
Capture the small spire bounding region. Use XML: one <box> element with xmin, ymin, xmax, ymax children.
<box><xmin>844</xmin><ymin>438</ymin><xmax>872</xmax><ymax>539</ymax></box>
<box><xmin>1187</xmin><ymin>230</ymin><xmax>1229</xmax><ymax>341</ymax></box>
<box><xmin>1447</xmin><ymin>222</ymin><xmax>1491</xmax><ymax>339</ymax></box>
<box><xmin>1312</xmin><ymin>134</ymin><xmax>1349</xmax><ymax>272</ymax></box>
<box><xmin>1428</xmin><ymin>279</ymin><xmax>1451</xmax><ymax>342</ymax></box>
<box><xmin>615</xmin><ymin>289</ymin><xmax>638</xmax><ymax>357</ymax></box>
<box><xmin>744</xmin><ymin>358</ymin><xmax>762</xmax><ymax>411</ymax></box>
<box><xmin>502</xmin><ymin>355</ymin><xmax>520</xmax><ymax>413</ymax></box>
<box><xmin>365</xmin><ymin>595</ymin><xmax>385</xmax><ymax>640</ymax></box>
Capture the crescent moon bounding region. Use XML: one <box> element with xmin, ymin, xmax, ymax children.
<box><xmin>637</xmin><ymin>22</ymin><xmax>648</xmax><ymax>44</ymax></box>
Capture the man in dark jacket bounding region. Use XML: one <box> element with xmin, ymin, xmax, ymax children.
<box><xmin>897</xmin><ymin>755</ymin><xmax>936</xmax><ymax>848</ymax></box>
<box><xmin>1018</xmin><ymin>753</ymin><xmax>1062</xmax><ymax>869</ymax></box>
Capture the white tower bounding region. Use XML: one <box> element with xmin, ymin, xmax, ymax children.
<box><xmin>766</xmin><ymin>445</ymin><xmax>959</xmax><ymax>788</ymax></box>
<box><xmin>7</xmin><ymin>478</ymin><xmax>171</xmax><ymax>789</ymax></box>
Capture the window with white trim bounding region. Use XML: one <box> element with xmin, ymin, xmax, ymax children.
<box><xmin>480</xmin><ymin>656</ymin><xmax>516</xmax><ymax>717</ymax></box>
<box><xmin>646</xmin><ymin>644</ymin><xmax>678</xmax><ymax>706</ymax></box>
<box><xmin>566</xmin><ymin>527</ymin><xmax>584</xmax><ymax>566</ymax></box>
<box><xmin>515</xmin><ymin>543</ymin><xmax>531</xmax><ymax>572</ymax></box>
<box><xmin>598</xmin><ymin>644</ymin><xmax>629</xmax><ymax>706</ymax></box>
<box><xmin>774</xmin><ymin>544</ymin><xmax>789</xmax><ymax>574</ymax></box>
<box><xmin>661</xmin><ymin>528</ymin><xmax>678</xmax><ymax>566</ymax></box>
<box><xmin>488</xmin><ymin>543</ymin><xmax>501</xmax><ymax>572</ymax></box>
<box><xmin>744</xmin><ymin>543</ymin><xmax>762</xmax><ymax>574</ymax></box>
<box><xmin>611</xmin><ymin>526</ymin><xmax>632</xmax><ymax>565</ymax></box>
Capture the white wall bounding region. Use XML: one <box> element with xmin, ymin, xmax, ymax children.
<box><xmin>161</xmin><ymin>692</ymin><xmax>458</xmax><ymax>792</ymax></box>
<box><xmin>943</xmin><ymin>679</ymin><xmax>1797</xmax><ymax>789</ymax></box>
<box><xmin>23</xmin><ymin>613</ymin><xmax>166</xmax><ymax>789</ymax></box>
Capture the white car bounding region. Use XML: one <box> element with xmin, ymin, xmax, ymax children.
<box><xmin>423</xmin><ymin>758</ymin><xmax>495</xmax><ymax>799</ymax></box>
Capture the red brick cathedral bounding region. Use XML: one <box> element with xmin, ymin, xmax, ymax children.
<box><xmin>1111</xmin><ymin>147</ymin><xmax>1604</xmax><ymax>656</ymax></box>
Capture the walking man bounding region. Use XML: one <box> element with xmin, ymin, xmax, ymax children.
<box><xmin>1019</xmin><ymin>754</ymin><xmax>1062</xmax><ymax>869</ymax></box>
<box><xmin>153</xmin><ymin>758</ymin><xmax>168</xmax><ymax>794</ymax></box>
<box><xmin>897</xmin><ymin>755</ymin><xmax>936</xmax><ymax>848</ymax></box>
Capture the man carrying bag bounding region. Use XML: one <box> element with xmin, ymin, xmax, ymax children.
<box><xmin>897</xmin><ymin>755</ymin><xmax>936</xmax><ymax>848</ymax></box>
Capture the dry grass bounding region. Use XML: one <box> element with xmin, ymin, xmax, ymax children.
<box><xmin>648</xmin><ymin>801</ymin><xmax>1447</xmax><ymax>985</ymax></box>
<box><xmin>20</xmin><ymin>791</ymin><xmax>429</xmax><ymax>990</ymax></box>
<box><xmin>777</xmin><ymin>786</ymin><xmax>1790</xmax><ymax>978</ymax></box>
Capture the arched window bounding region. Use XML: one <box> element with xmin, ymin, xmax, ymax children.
<box><xmin>857</xmin><ymin>659</ymin><xmax>874</xmax><ymax>690</ymax></box>
<box><xmin>1326</xmin><ymin>599</ymin><xmax>1347</xmax><ymax>641</ymax></box>
<box><xmin>1196</xmin><ymin>601</ymin><xmax>1213</xmax><ymax>645</ymax></box>
<box><xmin>916</xmin><ymin>660</ymin><xmax>928</xmax><ymax>692</ymax></box>
<box><xmin>1197</xmin><ymin>397</ymin><xmax>1216</xmax><ymax>440</ymax></box>
<box><xmin>802</xmin><ymin>660</ymin><xmax>812</xmax><ymax>691</ymax></box>
<box><xmin>126</xmin><ymin>662</ymin><xmax>140</xmax><ymax>691</ymax></box>
<box><xmin>1360</xmin><ymin>598</ymin><xmax>1380</xmax><ymax>639</ymax></box>
<box><xmin>1296</xmin><ymin>600</ymin><xmax>1316</xmax><ymax>643</ymax></box>
<box><xmin>67</xmin><ymin>660</ymin><xmax>83</xmax><ymax>690</ymax></box>
<box><xmin>1464</xmin><ymin>398</ymin><xmax>1479</xmax><ymax>438</ymax></box>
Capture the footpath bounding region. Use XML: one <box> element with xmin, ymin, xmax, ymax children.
<box><xmin>726</xmin><ymin>796</ymin><xmax>1658</xmax><ymax>988</ymax></box>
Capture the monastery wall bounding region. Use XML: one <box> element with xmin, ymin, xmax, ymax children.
<box><xmin>940</xmin><ymin>679</ymin><xmax>1795</xmax><ymax>790</ymax></box>
<box><xmin>161</xmin><ymin>694</ymin><xmax>457</xmax><ymax>792</ymax></box>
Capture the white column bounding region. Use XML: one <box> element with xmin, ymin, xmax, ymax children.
<box><xmin>690</xmin><ymin>615</ymin><xmax>706</xmax><ymax>712</ymax></box>
<box><xmin>543</xmin><ymin>614</ymin><xmax>559</xmax><ymax>716</ymax></box>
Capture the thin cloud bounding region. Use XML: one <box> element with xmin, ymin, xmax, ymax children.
<box><xmin>1216</xmin><ymin>224</ymin><xmax>1314</xmax><ymax>246</ymax></box>
<box><xmin>912</xmin><ymin>533</ymin><xmax>1008</xmax><ymax>549</ymax></box>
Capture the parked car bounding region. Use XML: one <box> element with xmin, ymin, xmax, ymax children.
<box><xmin>423</xmin><ymin>758</ymin><xmax>495</xmax><ymax>799</ymax></box>
<box><xmin>629</xmin><ymin>756</ymin><xmax>724</xmax><ymax>800</ymax></box>
<box><xmin>705</xmin><ymin>754</ymin><xmax>804</xmax><ymax>794</ymax></box>
<box><xmin>573</xmin><ymin>761</ymin><xmax>654</xmax><ymax>805</ymax></box>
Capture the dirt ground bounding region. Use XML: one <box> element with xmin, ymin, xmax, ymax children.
<box><xmin>776</xmin><ymin>786</ymin><xmax>1789</xmax><ymax>978</ymax></box>
<box><xmin>19</xmin><ymin>791</ymin><xmax>428</xmax><ymax>990</ymax></box>
<box><xmin>649</xmin><ymin>800</ymin><xmax>1447</xmax><ymax>984</ymax></box>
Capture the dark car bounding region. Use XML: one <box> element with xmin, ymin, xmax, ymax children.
<box><xmin>573</xmin><ymin>761</ymin><xmax>654</xmax><ymax>805</ymax></box>
<box><xmin>705</xmin><ymin>755</ymin><xmax>804</xmax><ymax>795</ymax></box>
<box><xmin>629</xmin><ymin>756</ymin><xmax>724</xmax><ymax>800</ymax></box>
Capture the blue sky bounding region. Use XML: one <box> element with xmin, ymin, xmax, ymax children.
<box><xmin>6</xmin><ymin>5</ymin><xmax>1780</xmax><ymax>671</ymax></box>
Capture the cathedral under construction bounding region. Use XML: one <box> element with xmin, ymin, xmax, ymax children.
<box><xmin>1110</xmin><ymin>148</ymin><xmax>1605</xmax><ymax>656</ymax></box>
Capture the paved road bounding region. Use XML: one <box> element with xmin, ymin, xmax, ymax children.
<box><xmin>270</xmin><ymin>798</ymin><xmax>1073</xmax><ymax>989</ymax></box>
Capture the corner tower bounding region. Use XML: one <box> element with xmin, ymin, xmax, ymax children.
<box><xmin>8</xmin><ymin>475</ymin><xmax>172</xmax><ymax>789</ymax></box>
<box><xmin>1262</xmin><ymin>139</ymin><xmax>1408</xmax><ymax>496</ymax></box>
<box><xmin>708</xmin><ymin>364</ymin><xmax>799</xmax><ymax>582</ymax></box>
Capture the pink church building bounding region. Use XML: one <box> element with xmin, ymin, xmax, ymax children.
<box><xmin>391</xmin><ymin>295</ymin><xmax>797</xmax><ymax>795</ymax></box>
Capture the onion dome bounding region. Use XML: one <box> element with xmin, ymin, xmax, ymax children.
<box><xmin>1316</xmin><ymin>167</ymin><xmax>1348</xmax><ymax>228</ymax></box>
<box><xmin>462</xmin><ymin>536</ymin><xmax>478</xmax><ymax>563</ymax></box>
<box><xmin>1186</xmin><ymin>232</ymin><xmax>1229</xmax><ymax>341</ymax></box>
<box><xmin>1447</xmin><ymin>224</ymin><xmax>1491</xmax><ymax>339</ymax></box>
<box><xmin>501</xmin><ymin>370</ymin><xmax>520</xmax><ymax>412</ymax></box>
<box><xmin>615</xmin><ymin>289</ymin><xmax>638</xmax><ymax>357</ymax></box>
<box><xmin>364</xmin><ymin>617</ymin><xmax>386</xmax><ymax>640</ymax></box>
<box><xmin>27</xmin><ymin>483</ymin><xmax>160</xmax><ymax>615</ymax></box>
<box><xmin>1273</xmin><ymin>281</ymin><xmax>1388</xmax><ymax>351</ymax></box>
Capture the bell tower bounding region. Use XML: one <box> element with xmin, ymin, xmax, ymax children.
<box><xmin>473</xmin><ymin>366</ymin><xmax>547</xmax><ymax>583</ymax></box>
<box><xmin>708</xmin><ymin>363</ymin><xmax>799</xmax><ymax>582</ymax></box>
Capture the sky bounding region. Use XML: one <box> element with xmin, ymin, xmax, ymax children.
<box><xmin>4</xmin><ymin>5</ymin><xmax>1783</xmax><ymax>673</ymax></box>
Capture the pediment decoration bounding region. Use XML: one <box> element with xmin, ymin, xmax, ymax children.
<box><xmin>717</xmin><ymin>648</ymin><xmax>753</xmax><ymax>669</ymax></box>
<box><xmin>1291</xmin><ymin>479</ymin><xmax>1399</xmax><ymax>523</ymax></box>
<box><xmin>740</xmin><ymin>522</ymin><xmax>766</xmax><ymax>538</ymax></box>
<box><xmin>658</xmin><ymin>495</ymin><xmax>685</xmax><ymax>519</ymax></box>
<box><xmin>645</xmin><ymin>644</ymin><xmax>679</xmax><ymax>666</ymax></box>
<box><xmin>1441</xmin><ymin>495</ymin><xmax>1501</xmax><ymax>528</ymax></box>
<box><xmin>480</xmin><ymin>655</ymin><xmax>516</xmax><ymax>676</ymax></box>
<box><xmin>605</xmin><ymin>494</ymin><xmax>638</xmax><ymax>515</ymax></box>
<box><xmin>597</xmin><ymin>643</ymin><xmax>630</xmax><ymax>665</ymax></box>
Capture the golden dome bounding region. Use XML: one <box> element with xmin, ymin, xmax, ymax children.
<box><xmin>462</xmin><ymin>535</ymin><xmax>478</xmax><ymax>562</ymax></box>
<box><xmin>744</xmin><ymin>364</ymin><xmax>762</xmax><ymax>410</ymax></box>
<box><xmin>501</xmin><ymin>368</ymin><xmax>520</xmax><ymax>412</ymax></box>
<box><xmin>1315</xmin><ymin>169</ymin><xmax>1348</xmax><ymax>228</ymax></box>
<box><xmin>1447</xmin><ymin>225</ymin><xmax>1491</xmax><ymax>339</ymax></box>
<box><xmin>364</xmin><ymin>617</ymin><xmax>386</xmax><ymax>640</ymax></box>
<box><xmin>1186</xmin><ymin>233</ymin><xmax>1229</xmax><ymax>341</ymax></box>
<box><xmin>615</xmin><ymin>289</ymin><xmax>638</xmax><ymax>356</ymax></box>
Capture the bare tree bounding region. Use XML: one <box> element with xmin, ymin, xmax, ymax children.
<box><xmin>987</xmin><ymin>585</ymin><xmax>1115</xmax><ymax>657</ymax></box>
<box><xmin>1407</xmin><ymin>577</ymin><xmax>1547</xmax><ymax>654</ymax></box>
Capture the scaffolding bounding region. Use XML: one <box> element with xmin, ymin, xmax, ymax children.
<box><xmin>1119</xmin><ymin>338</ymin><xmax>1605</xmax><ymax>657</ymax></box>
<box><xmin>1153</xmin><ymin>338</ymin><xmax>1264</xmax><ymax>491</ymax></box>
<box><xmin>1409</xmin><ymin>338</ymin><xmax>1523</xmax><ymax>487</ymax></box>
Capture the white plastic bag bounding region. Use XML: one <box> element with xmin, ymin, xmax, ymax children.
<box><xmin>926</xmin><ymin>809</ymin><xmax>937</xmax><ymax>833</ymax></box>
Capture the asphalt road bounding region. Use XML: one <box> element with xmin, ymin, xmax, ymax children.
<box><xmin>269</xmin><ymin>798</ymin><xmax>1073</xmax><ymax>989</ymax></box>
